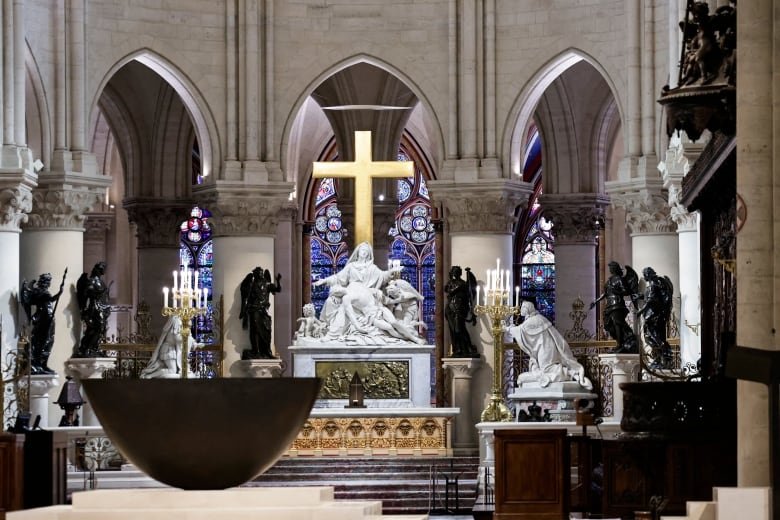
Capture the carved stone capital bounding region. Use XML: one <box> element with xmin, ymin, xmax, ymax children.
<box><xmin>234</xmin><ymin>359</ymin><xmax>285</xmax><ymax>378</ymax></box>
<box><xmin>0</xmin><ymin>184</ymin><xmax>33</xmax><ymax>232</ymax></box>
<box><xmin>65</xmin><ymin>358</ymin><xmax>117</xmax><ymax>380</ymax></box>
<box><xmin>195</xmin><ymin>181</ymin><xmax>295</xmax><ymax>237</ymax></box>
<box><xmin>124</xmin><ymin>199</ymin><xmax>193</xmax><ymax>248</ymax></box>
<box><xmin>442</xmin><ymin>357</ymin><xmax>482</xmax><ymax>379</ymax></box>
<box><xmin>606</xmin><ymin>182</ymin><xmax>674</xmax><ymax>234</ymax></box>
<box><xmin>24</xmin><ymin>187</ymin><xmax>104</xmax><ymax>231</ymax></box>
<box><xmin>598</xmin><ymin>353</ymin><xmax>641</xmax><ymax>379</ymax></box>
<box><xmin>427</xmin><ymin>179</ymin><xmax>533</xmax><ymax>234</ymax></box>
<box><xmin>28</xmin><ymin>374</ymin><xmax>60</xmax><ymax>396</ymax></box>
<box><xmin>539</xmin><ymin>194</ymin><xmax>609</xmax><ymax>244</ymax></box>
<box><xmin>84</xmin><ymin>213</ymin><xmax>114</xmax><ymax>242</ymax></box>
<box><xmin>667</xmin><ymin>186</ymin><xmax>698</xmax><ymax>232</ymax></box>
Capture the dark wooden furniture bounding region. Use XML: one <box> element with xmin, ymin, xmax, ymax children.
<box><xmin>0</xmin><ymin>433</ymin><xmax>24</xmax><ymax>519</ymax></box>
<box><xmin>22</xmin><ymin>430</ymin><xmax>68</xmax><ymax>509</ymax></box>
<box><xmin>494</xmin><ymin>428</ymin><xmax>569</xmax><ymax>519</ymax></box>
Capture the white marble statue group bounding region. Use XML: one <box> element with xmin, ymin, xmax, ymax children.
<box><xmin>296</xmin><ymin>242</ymin><xmax>427</xmax><ymax>345</ymax></box>
<box><xmin>140</xmin><ymin>315</ymin><xmax>199</xmax><ymax>379</ymax></box>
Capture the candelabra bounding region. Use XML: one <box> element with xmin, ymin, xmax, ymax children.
<box><xmin>474</xmin><ymin>260</ymin><xmax>520</xmax><ymax>422</ymax></box>
<box><xmin>162</xmin><ymin>267</ymin><xmax>208</xmax><ymax>379</ymax></box>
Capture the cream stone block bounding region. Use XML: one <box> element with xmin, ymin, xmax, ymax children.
<box><xmin>714</xmin><ymin>487</ymin><xmax>771</xmax><ymax>520</ymax></box>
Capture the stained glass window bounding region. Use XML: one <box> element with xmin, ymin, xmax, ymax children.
<box><xmin>388</xmin><ymin>149</ymin><xmax>436</xmax><ymax>344</ymax></box>
<box><xmin>179</xmin><ymin>206</ymin><xmax>217</xmax><ymax>377</ymax></box>
<box><xmin>310</xmin><ymin>181</ymin><xmax>350</xmax><ymax>316</ymax></box>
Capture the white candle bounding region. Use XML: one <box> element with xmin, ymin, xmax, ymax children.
<box><xmin>163</xmin><ymin>287</ymin><xmax>169</xmax><ymax>308</ymax></box>
<box><xmin>515</xmin><ymin>286</ymin><xmax>520</xmax><ymax>306</ymax></box>
<box><xmin>194</xmin><ymin>270</ymin><xmax>199</xmax><ymax>291</ymax></box>
<box><xmin>173</xmin><ymin>270</ymin><xmax>178</xmax><ymax>290</ymax></box>
<box><xmin>202</xmin><ymin>288</ymin><xmax>209</xmax><ymax>306</ymax></box>
<box><xmin>475</xmin><ymin>285</ymin><xmax>480</xmax><ymax>307</ymax></box>
<box><xmin>172</xmin><ymin>288</ymin><xmax>177</xmax><ymax>308</ymax></box>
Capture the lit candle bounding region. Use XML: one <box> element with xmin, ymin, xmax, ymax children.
<box><xmin>173</xmin><ymin>270</ymin><xmax>178</xmax><ymax>290</ymax></box>
<box><xmin>172</xmin><ymin>288</ymin><xmax>177</xmax><ymax>308</ymax></box>
<box><xmin>194</xmin><ymin>270</ymin><xmax>199</xmax><ymax>291</ymax></box>
<box><xmin>163</xmin><ymin>287</ymin><xmax>169</xmax><ymax>308</ymax></box>
<box><xmin>475</xmin><ymin>284</ymin><xmax>480</xmax><ymax>307</ymax></box>
<box><xmin>202</xmin><ymin>287</ymin><xmax>208</xmax><ymax>306</ymax></box>
<box><xmin>515</xmin><ymin>286</ymin><xmax>520</xmax><ymax>306</ymax></box>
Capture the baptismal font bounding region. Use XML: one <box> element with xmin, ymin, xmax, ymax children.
<box><xmin>474</xmin><ymin>258</ymin><xmax>519</xmax><ymax>422</ymax></box>
<box><xmin>162</xmin><ymin>267</ymin><xmax>208</xmax><ymax>379</ymax></box>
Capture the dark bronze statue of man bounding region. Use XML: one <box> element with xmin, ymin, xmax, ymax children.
<box><xmin>239</xmin><ymin>267</ymin><xmax>282</xmax><ymax>359</ymax></box>
<box><xmin>75</xmin><ymin>261</ymin><xmax>112</xmax><ymax>358</ymax></box>
<box><xmin>636</xmin><ymin>267</ymin><xmax>675</xmax><ymax>369</ymax></box>
<box><xmin>590</xmin><ymin>261</ymin><xmax>640</xmax><ymax>353</ymax></box>
<box><xmin>21</xmin><ymin>270</ymin><xmax>66</xmax><ymax>374</ymax></box>
<box><xmin>444</xmin><ymin>265</ymin><xmax>479</xmax><ymax>358</ymax></box>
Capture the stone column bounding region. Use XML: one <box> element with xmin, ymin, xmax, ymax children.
<box><xmin>442</xmin><ymin>357</ymin><xmax>481</xmax><ymax>453</ymax></box>
<box><xmin>29</xmin><ymin>374</ymin><xmax>60</xmax><ymax>427</ymax></box>
<box><xmin>428</xmin><ymin>179</ymin><xmax>533</xmax><ymax>435</ymax></box>
<box><xmin>735</xmin><ymin>0</ymin><xmax>774</xmax><ymax>488</ymax></box>
<box><xmin>124</xmin><ymin>200</ymin><xmax>192</xmax><ymax>334</ymax></box>
<box><xmin>607</xmin><ymin>181</ymin><xmax>679</xmax><ymax>300</ymax></box>
<box><xmin>20</xmin><ymin>177</ymin><xmax>109</xmax><ymax>425</ymax></box>
<box><xmin>540</xmin><ymin>194</ymin><xmax>609</xmax><ymax>333</ymax></box>
<box><xmin>196</xmin><ymin>182</ymin><xmax>293</xmax><ymax>376</ymax></box>
<box><xmin>598</xmin><ymin>353</ymin><xmax>640</xmax><ymax>422</ymax></box>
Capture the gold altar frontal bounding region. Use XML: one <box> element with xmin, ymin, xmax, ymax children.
<box><xmin>287</xmin><ymin>409</ymin><xmax>459</xmax><ymax>457</ymax></box>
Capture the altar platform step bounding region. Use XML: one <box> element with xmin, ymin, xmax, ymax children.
<box><xmin>247</xmin><ymin>456</ymin><xmax>480</xmax><ymax>514</ymax></box>
<box><xmin>659</xmin><ymin>487</ymin><xmax>770</xmax><ymax>520</ymax></box>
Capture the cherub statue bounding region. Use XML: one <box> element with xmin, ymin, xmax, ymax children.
<box><xmin>296</xmin><ymin>303</ymin><xmax>325</xmax><ymax>340</ymax></box>
<box><xmin>385</xmin><ymin>278</ymin><xmax>426</xmax><ymax>329</ymax></box>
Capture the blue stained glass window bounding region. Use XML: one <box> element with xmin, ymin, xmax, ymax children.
<box><xmin>179</xmin><ymin>206</ymin><xmax>215</xmax><ymax>349</ymax></box>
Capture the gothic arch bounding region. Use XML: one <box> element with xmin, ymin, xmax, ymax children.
<box><xmin>280</xmin><ymin>53</ymin><xmax>445</xmax><ymax>186</ymax></box>
<box><xmin>502</xmin><ymin>48</ymin><xmax>625</xmax><ymax>185</ymax></box>
<box><xmin>88</xmin><ymin>49</ymin><xmax>221</xmax><ymax>184</ymax></box>
<box><xmin>24</xmin><ymin>42</ymin><xmax>51</xmax><ymax>170</ymax></box>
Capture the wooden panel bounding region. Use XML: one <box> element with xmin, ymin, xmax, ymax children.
<box><xmin>494</xmin><ymin>429</ymin><xmax>569</xmax><ymax>520</ymax></box>
<box><xmin>0</xmin><ymin>433</ymin><xmax>24</xmax><ymax>516</ymax></box>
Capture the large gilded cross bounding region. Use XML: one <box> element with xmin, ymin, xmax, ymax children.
<box><xmin>313</xmin><ymin>131</ymin><xmax>414</xmax><ymax>245</ymax></box>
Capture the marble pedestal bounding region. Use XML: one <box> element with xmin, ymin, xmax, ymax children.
<box><xmin>65</xmin><ymin>357</ymin><xmax>116</xmax><ymax>426</ymax></box>
<box><xmin>597</xmin><ymin>353</ymin><xmax>641</xmax><ymax>422</ymax></box>
<box><xmin>507</xmin><ymin>381</ymin><xmax>597</xmax><ymax>422</ymax></box>
<box><xmin>289</xmin><ymin>343</ymin><xmax>434</xmax><ymax>408</ymax></box>
<box><xmin>234</xmin><ymin>358</ymin><xmax>284</xmax><ymax>378</ymax></box>
<box><xmin>7</xmin><ymin>487</ymin><xmax>428</xmax><ymax>519</ymax></box>
<box><xmin>29</xmin><ymin>374</ymin><xmax>60</xmax><ymax>427</ymax></box>
<box><xmin>442</xmin><ymin>357</ymin><xmax>481</xmax><ymax>452</ymax></box>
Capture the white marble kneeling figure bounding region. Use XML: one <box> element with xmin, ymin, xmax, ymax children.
<box><xmin>140</xmin><ymin>315</ymin><xmax>198</xmax><ymax>378</ymax></box>
<box><xmin>305</xmin><ymin>242</ymin><xmax>426</xmax><ymax>346</ymax></box>
<box><xmin>508</xmin><ymin>301</ymin><xmax>592</xmax><ymax>390</ymax></box>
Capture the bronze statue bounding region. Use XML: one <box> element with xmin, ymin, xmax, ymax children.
<box><xmin>20</xmin><ymin>270</ymin><xmax>66</xmax><ymax>374</ymax></box>
<box><xmin>590</xmin><ymin>261</ymin><xmax>640</xmax><ymax>353</ymax></box>
<box><xmin>444</xmin><ymin>266</ymin><xmax>479</xmax><ymax>358</ymax></box>
<box><xmin>239</xmin><ymin>267</ymin><xmax>282</xmax><ymax>359</ymax></box>
<box><xmin>75</xmin><ymin>261</ymin><xmax>112</xmax><ymax>358</ymax></box>
<box><xmin>636</xmin><ymin>267</ymin><xmax>675</xmax><ymax>369</ymax></box>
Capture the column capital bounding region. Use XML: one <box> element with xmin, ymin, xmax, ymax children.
<box><xmin>659</xmin><ymin>133</ymin><xmax>702</xmax><ymax>233</ymax></box>
<box><xmin>539</xmin><ymin>193</ymin><xmax>610</xmax><ymax>244</ymax></box>
<box><xmin>442</xmin><ymin>357</ymin><xmax>482</xmax><ymax>378</ymax></box>
<box><xmin>427</xmin><ymin>179</ymin><xmax>533</xmax><ymax>234</ymax></box>
<box><xmin>124</xmin><ymin>198</ymin><xmax>193</xmax><ymax>248</ymax></box>
<box><xmin>84</xmin><ymin>213</ymin><xmax>114</xmax><ymax>242</ymax></box>
<box><xmin>0</xmin><ymin>170</ymin><xmax>36</xmax><ymax>232</ymax></box>
<box><xmin>606</xmin><ymin>179</ymin><xmax>674</xmax><ymax>234</ymax></box>
<box><xmin>194</xmin><ymin>180</ymin><xmax>295</xmax><ymax>237</ymax></box>
<box><xmin>598</xmin><ymin>353</ymin><xmax>641</xmax><ymax>378</ymax></box>
<box><xmin>24</xmin><ymin>173</ymin><xmax>111</xmax><ymax>231</ymax></box>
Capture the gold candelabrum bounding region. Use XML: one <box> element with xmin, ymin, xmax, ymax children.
<box><xmin>474</xmin><ymin>262</ymin><xmax>520</xmax><ymax>423</ymax></box>
<box><xmin>162</xmin><ymin>267</ymin><xmax>208</xmax><ymax>379</ymax></box>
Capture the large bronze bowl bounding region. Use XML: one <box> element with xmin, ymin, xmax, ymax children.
<box><xmin>81</xmin><ymin>378</ymin><xmax>320</xmax><ymax>490</ymax></box>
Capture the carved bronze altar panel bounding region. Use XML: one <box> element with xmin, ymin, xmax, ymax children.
<box><xmin>316</xmin><ymin>361</ymin><xmax>409</xmax><ymax>399</ymax></box>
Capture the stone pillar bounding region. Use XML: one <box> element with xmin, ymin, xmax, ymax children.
<box><xmin>196</xmin><ymin>182</ymin><xmax>293</xmax><ymax>376</ymax></box>
<box><xmin>442</xmin><ymin>357</ymin><xmax>481</xmax><ymax>453</ymax></box>
<box><xmin>540</xmin><ymin>194</ymin><xmax>609</xmax><ymax>333</ymax></box>
<box><xmin>20</xmin><ymin>177</ymin><xmax>109</xmax><ymax>425</ymax></box>
<box><xmin>598</xmin><ymin>353</ymin><xmax>640</xmax><ymax>422</ymax></box>
<box><xmin>83</xmin><ymin>214</ymin><xmax>112</xmax><ymax>276</ymax></box>
<box><xmin>29</xmin><ymin>374</ymin><xmax>60</xmax><ymax>427</ymax></box>
<box><xmin>428</xmin><ymin>179</ymin><xmax>533</xmax><ymax>437</ymax></box>
<box><xmin>735</xmin><ymin>0</ymin><xmax>774</xmax><ymax>488</ymax></box>
<box><xmin>607</xmin><ymin>182</ymin><xmax>679</xmax><ymax>300</ymax></box>
<box><xmin>124</xmin><ymin>200</ymin><xmax>192</xmax><ymax>334</ymax></box>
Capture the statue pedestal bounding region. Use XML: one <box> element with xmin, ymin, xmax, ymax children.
<box><xmin>507</xmin><ymin>381</ymin><xmax>597</xmax><ymax>422</ymax></box>
<box><xmin>442</xmin><ymin>357</ymin><xmax>481</xmax><ymax>453</ymax></box>
<box><xmin>65</xmin><ymin>357</ymin><xmax>116</xmax><ymax>426</ymax></box>
<box><xmin>597</xmin><ymin>353</ymin><xmax>640</xmax><ymax>422</ymax></box>
<box><xmin>289</xmin><ymin>343</ymin><xmax>434</xmax><ymax>408</ymax></box>
<box><xmin>29</xmin><ymin>374</ymin><xmax>59</xmax><ymax>427</ymax></box>
<box><xmin>234</xmin><ymin>358</ymin><xmax>284</xmax><ymax>378</ymax></box>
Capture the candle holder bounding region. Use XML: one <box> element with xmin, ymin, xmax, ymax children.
<box><xmin>162</xmin><ymin>267</ymin><xmax>208</xmax><ymax>379</ymax></box>
<box><xmin>474</xmin><ymin>289</ymin><xmax>520</xmax><ymax>422</ymax></box>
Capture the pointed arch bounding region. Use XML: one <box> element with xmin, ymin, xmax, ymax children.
<box><xmin>280</xmin><ymin>53</ymin><xmax>445</xmax><ymax>184</ymax></box>
<box><xmin>88</xmin><ymin>49</ymin><xmax>221</xmax><ymax>183</ymax></box>
<box><xmin>502</xmin><ymin>48</ymin><xmax>625</xmax><ymax>182</ymax></box>
<box><xmin>24</xmin><ymin>41</ymin><xmax>51</xmax><ymax>169</ymax></box>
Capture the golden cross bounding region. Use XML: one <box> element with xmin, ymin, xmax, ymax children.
<box><xmin>313</xmin><ymin>131</ymin><xmax>414</xmax><ymax>245</ymax></box>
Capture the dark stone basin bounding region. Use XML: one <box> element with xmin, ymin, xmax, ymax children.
<box><xmin>81</xmin><ymin>378</ymin><xmax>320</xmax><ymax>489</ymax></box>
